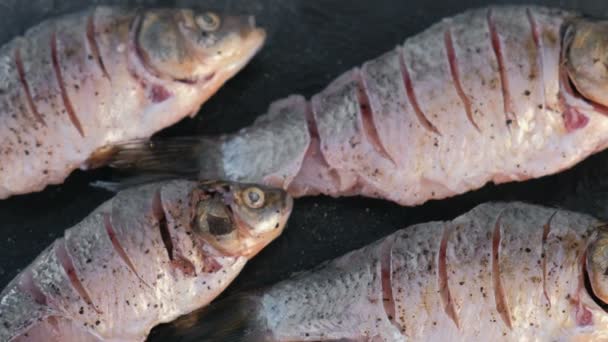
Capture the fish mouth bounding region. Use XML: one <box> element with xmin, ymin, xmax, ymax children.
<box><xmin>214</xmin><ymin>14</ymin><xmax>266</xmax><ymax>74</ymax></box>
<box><xmin>227</xmin><ymin>208</ymin><xmax>269</xmax><ymax>259</ymax></box>
<box><xmin>282</xmin><ymin>195</ymin><xmax>294</xmax><ymax>223</ymax></box>
<box><xmin>226</xmin><ymin>24</ymin><xmax>266</xmax><ymax>74</ymax></box>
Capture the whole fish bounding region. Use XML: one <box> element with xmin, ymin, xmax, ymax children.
<box><xmin>0</xmin><ymin>6</ymin><xmax>266</xmax><ymax>199</ymax></box>
<box><xmin>153</xmin><ymin>202</ymin><xmax>608</xmax><ymax>341</ymax></box>
<box><xmin>108</xmin><ymin>5</ymin><xmax>608</xmax><ymax>206</ymax></box>
<box><xmin>0</xmin><ymin>180</ymin><xmax>292</xmax><ymax>341</ymax></box>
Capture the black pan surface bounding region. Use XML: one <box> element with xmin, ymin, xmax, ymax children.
<box><xmin>1</xmin><ymin>0</ymin><xmax>608</xmax><ymax>339</ymax></box>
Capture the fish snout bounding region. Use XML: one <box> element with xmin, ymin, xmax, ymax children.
<box><xmin>222</xmin><ymin>15</ymin><xmax>264</xmax><ymax>39</ymax></box>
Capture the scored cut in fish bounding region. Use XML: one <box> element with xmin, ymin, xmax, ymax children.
<box><xmin>0</xmin><ymin>180</ymin><xmax>293</xmax><ymax>341</ymax></box>
<box><xmin>0</xmin><ymin>6</ymin><xmax>266</xmax><ymax>199</ymax></box>
<box><xmin>154</xmin><ymin>202</ymin><xmax>608</xmax><ymax>342</ymax></box>
<box><xmin>107</xmin><ymin>5</ymin><xmax>608</xmax><ymax>206</ymax></box>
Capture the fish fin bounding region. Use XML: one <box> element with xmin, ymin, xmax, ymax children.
<box><xmin>147</xmin><ymin>294</ymin><xmax>270</xmax><ymax>342</ymax></box>
<box><xmin>90</xmin><ymin>174</ymin><xmax>187</xmax><ymax>193</ymax></box>
<box><xmin>99</xmin><ymin>137</ymin><xmax>210</xmax><ymax>176</ymax></box>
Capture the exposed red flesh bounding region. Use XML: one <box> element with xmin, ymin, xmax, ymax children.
<box><xmin>51</xmin><ymin>31</ymin><xmax>84</xmax><ymax>137</ymax></box>
<box><xmin>492</xmin><ymin>216</ymin><xmax>512</xmax><ymax>329</ymax></box>
<box><xmin>444</xmin><ymin>29</ymin><xmax>480</xmax><ymax>132</ymax></box>
<box><xmin>103</xmin><ymin>213</ymin><xmax>142</xmax><ymax>282</ymax></box>
<box><xmin>558</xmin><ymin>53</ymin><xmax>592</xmax><ymax>132</ymax></box>
<box><xmin>54</xmin><ymin>239</ymin><xmax>99</xmax><ymax>313</ymax></box>
<box><xmin>438</xmin><ymin>225</ymin><xmax>460</xmax><ymax>328</ymax></box>
<box><xmin>575</xmin><ymin>252</ymin><xmax>593</xmax><ymax>326</ymax></box>
<box><xmin>355</xmin><ymin>71</ymin><xmax>397</xmax><ymax>163</ymax></box>
<box><xmin>541</xmin><ymin>213</ymin><xmax>555</xmax><ymax>308</ymax></box>
<box><xmin>86</xmin><ymin>13</ymin><xmax>110</xmax><ymax>80</ymax></box>
<box><xmin>304</xmin><ymin>101</ymin><xmax>320</xmax><ymax>137</ymax></box>
<box><xmin>563</xmin><ymin>107</ymin><xmax>590</xmax><ymax>132</ymax></box>
<box><xmin>398</xmin><ymin>50</ymin><xmax>441</xmax><ymax>135</ymax></box>
<box><xmin>150</xmin><ymin>84</ymin><xmax>171</xmax><ymax>103</ymax></box>
<box><xmin>152</xmin><ymin>191</ymin><xmax>173</xmax><ymax>261</ymax></box>
<box><xmin>487</xmin><ymin>9</ymin><xmax>515</xmax><ymax>127</ymax></box>
<box><xmin>379</xmin><ymin>241</ymin><xmax>397</xmax><ymax>327</ymax></box>
<box><xmin>297</xmin><ymin>101</ymin><xmax>342</xmax><ymax>191</ymax></box>
<box><xmin>201</xmin><ymin>254</ymin><xmax>222</xmax><ymax>273</ymax></box>
<box><xmin>577</xmin><ymin>304</ymin><xmax>593</xmax><ymax>326</ymax></box>
<box><xmin>171</xmin><ymin>256</ymin><xmax>197</xmax><ymax>277</ymax></box>
<box><xmin>558</xmin><ymin>57</ymin><xmax>590</xmax><ymax>132</ymax></box>
<box><xmin>152</xmin><ymin>191</ymin><xmax>197</xmax><ymax>276</ymax></box>
<box><xmin>14</xmin><ymin>47</ymin><xmax>45</xmax><ymax>125</ymax></box>
<box><xmin>17</xmin><ymin>269</ymin><xmax>47</xmax><ymax>306</ymax></box>
<box><xmin>526</xmin><ymin>9</ymin><xmax>541</xmax><ymax>48</ymax></box>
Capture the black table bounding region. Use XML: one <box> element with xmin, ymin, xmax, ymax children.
<box><xmin>1</xmin><ymin>0</ymin><xmax>608</xmax><ymax>339</ymax></box>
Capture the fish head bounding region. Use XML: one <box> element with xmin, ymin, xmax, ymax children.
<box><xmin>192</xmin><ymin>180</ymin><xmax>293</xmax><ymax>259</ymax></box>
<box><xmin>136</xmin><ymin>8</ymin><xmax>266</xmax><ymax>84</ymax></box>
<box><xmin>586</xmin><ymin>225</ymin><xmax>608</xmax><ymax>311</ymax></box>
<box><xmin>563</xmin><ymin>19</ymin><xmax>608</xmax><ymax>109</ymax></box>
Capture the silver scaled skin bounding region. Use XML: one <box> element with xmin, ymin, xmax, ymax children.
<box><xmin>0</xmin><ymin>7</ymin><xmax>266</xmax><ymax>199</ymax></box>
<box><xmin>0</xmin><ymin>180</ymin><xmax>292</xmax><ymax>341</ymax></box>
<box><xmin>183</xmin><ymin>202</ymin><xmax>608</xmax><ymax>342</ymax></box>
<box><xmin>110</xmin><ymin>5</ymin><xmax>608</xmax><ymax>207</ymax></box>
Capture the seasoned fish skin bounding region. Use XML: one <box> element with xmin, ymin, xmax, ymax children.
<box><xmin>237</xmin><ymin>203</ymin><xmax>608</xmax><ymax>341</ymax></box>
<box><xmin>0</xmin><ymin>180</ymin><xmax>292</xmax><ymax>341</ymax></box>
<box><xmin>0</xmin><ymin>6</ymin><xmax>266</xmax><ymax>199</ymax></box>
<box><xmin>107</xmin><ymin>5</ymin><xmax>608</xmax><ymax>206</ymax></box>
<box><xmin>268</xmin><ymin>6</ymin><xmax>606</xmax><ymax>204</ymax></box>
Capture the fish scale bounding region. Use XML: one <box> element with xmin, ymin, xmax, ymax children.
<box><xmin>0</xmin><ymin>6</ymin><xmax>266</xmax><ymax>199</ymax></box>
<box><xmin>262</xmin><ymin>240</ymin><xmax>402</xmax><ymax>341</ymax></box>
<box><xmin>64</xmin><ymin>211</ymin><xmax>159</xmax><ymax>339</ymax></box>
<box><xmin>183</xmin><ymin>202</ymin><xmax>608</xmax><ymax>341</ymax></box>
<box><xmin>54</xmin><ymin>9</ymin><xmax>113</xmax><ymax>143</ymax></box>
<box><xmin>0</xmin><ymin>267</ymin><xmax>58</xmax><ymax>341</ymax></box>
<box><xmin>0</xmin><ymin>180</ymin><xmax>292</xmax><ymax>341</ymax></box>
<box><xmin>406</xmin><ymin>30</ymin><xmax>470</xmax><ymax>195</ymax></box>
<box><xmin>109</xmin><ymin>5</ymin><xmax>608</xmax><ymax>207</ymax></box>
<box><xmin>390</xmin><ymin>222</ymin><xmax>447</xmax><ymax>339</ymax></box>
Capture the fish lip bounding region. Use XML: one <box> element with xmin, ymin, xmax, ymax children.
<box><xmin>282</xmin><ymin>195</ymin><xmax>294</xmax><ymax>225</ymax></box>
<box><xmin>231</xmin><ymin>210</ymin><xmax>254</xmax><ymax>238</ymax></box>
<box><xmin>225</xmin><ymin>25</ymin><xmax>266</xmax><ymax>73</ymax></box>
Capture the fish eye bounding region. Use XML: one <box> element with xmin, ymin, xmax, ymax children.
<box><xmin>243</xmin><ymin>187</ymin><xmax>265</xmax><ymax>209</ymax></box>
<box><xmin>196</xmin><ymin>12</ymin><xmax>220</xmax><ymax>32</ymax></box>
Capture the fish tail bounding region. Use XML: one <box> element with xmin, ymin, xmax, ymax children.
<box><xmin>148</xmin><ymin>294</ymin><xmax>272</xmax><ymax>342</ymax></box>
<box><xmin>90</xmin><ymin>173</ymin><xmax>185</xmax><ymax>193</ymax></box>
<box><xmin>92</xmin><ymin>136</ymin><xmax>226</xmax><ymax>179</ymax></box>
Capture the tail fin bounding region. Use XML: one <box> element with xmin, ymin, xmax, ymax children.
<box><xmin>93</xmin><ymin>137</ymin><xmax>221</xmax><ymax>177</ymax></box>
<box><xmin>147</xmin><ymin>294</ymin><xmax>271</xmax><ymax>342</ymax></box>
<box><xmin>90</xmin><ymin>173</ymin><xmax>187</xmax><ymax>193</ymax></box>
